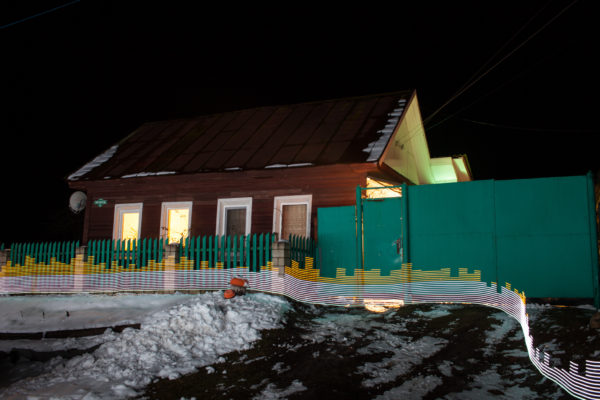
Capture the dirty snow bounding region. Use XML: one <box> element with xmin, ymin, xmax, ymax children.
<box><xmin>0</xmin><ymin>292</ymin><xmax>289</xmax><ymax>399</ymax></box>
<box><xmin>0</xmin><ymin>294</ymin><xmax>592</xmax><ymax>399</ymax></box>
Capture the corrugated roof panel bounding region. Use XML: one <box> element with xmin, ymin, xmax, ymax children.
<box><xmin>178</xmin><ymin>115</ymin><xmax>224</xmax><ymax>157</ymax></box>
<box><xmin>331</xmin><ymin>98</ymin><xmax>378</xmax><ymax>141</ymax></box>
<box><xmin>293</xmin><ymin>142</ymin><xmax>327</xmax><ymax>163</ymax></box>
<box><xmin>70</xmin><ymin>91</ymin><xmax>414</xmax><ymax>180</ymax></box>
<box><xmin>99</xmin><ymin>122</ymin><xmax>173</xmax><ymax>178</ymax></box>
<box><xmin>245</xmin><ymin>104</ymin><xmax>312</xmax><ymax>169</ymax></box>
<box><xmin>202</xmin><ymin>112</ymin><xmax>246</xmax><ymax>152</ymax></box>
<box><xmin>223</xmin><ymin>148</ymin><xmax>255</xmax><ymax>169</ymax></box>
<box><xmin>308</xmin><ymin>100</ymin><xmax>354</xmax><ymax>144</ymax></box>
<box><xmin>182</xmin><ymin>152</ymin><xmax>213</xmax><ymax>173</ymax></box>
<box><xmin>124</xmin><ymin>120</ymin><xmax>193</xmax><ymax>174</ymax></box>
<box><xmin>141</xmin><ymin>119</ymin><xmax>202</xmax><ymax>171</ymax></box>
<box><xmin>245</xmin><ymin>106</ymin><xmax>291</xmax><ymax>147</ymax></box>
<box><xmin>317</xmin><ymin>140</ymin><xmax>352</xmax><ymax>164</ymax></box>
<box><xmin>267</xmin><ymin>144</ymin><xmax>304</xmax><ymax>166</ymax></box>
<box><xmin>164</xmin><ymin>151</ymin><xmax>197</xmax><ymax>171</ymax></box>
<box><xmin>204</xmin><ymin>149</ymin><xmax>236</xmax><ymax>170</ymax></box>
<box><xmin>221</xmin><ymin>108</ymin><xmax>256</xmax><ymax>133</ymax></box>
<box><xmin>221</xmin><ymin>107</ymin><xmax>275</xmax><ymax>151</ymax></box>
<box><xmin>284</xmin><ymin>102</ymin><xmax>332</xmax><ymax>145</ymax></box>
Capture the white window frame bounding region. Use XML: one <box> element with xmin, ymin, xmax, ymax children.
<box><xmin>160</xmin><ymin>201</ymin><xmax>193</xmax><ymax>243</ymax></box>
<box><xmin>272</xmin><ymin>194</ymin><xmax>312</xmax><ymax>239</ymax></box>
<box><xmin>113</xmin><ymin>203</ymin><xmax>143</xmax><ymax>240</ymax></box>
<box><xmin>216</xmin><ymin>197</ymin><xmax>252</xmax><ymax>236</ymax></box>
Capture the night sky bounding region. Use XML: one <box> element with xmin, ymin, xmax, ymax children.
<box><xmin>2</xmin><ymin>0</ymin><xmax>599</xmax><ymax>243</ymax></box>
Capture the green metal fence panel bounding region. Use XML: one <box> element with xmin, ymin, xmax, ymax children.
<box><xmin>317</xmin><ymin>205</ymin><xmax>357</xmax><ymax>278</ymax></box>
<box><xmin>407</xmin><ymin>180</ymin><xmax>498</xmax><ymax>284</ymax></box>
<box><xmin>495</xmin><ymin>175</ymin><xmax>597</xmax><ymax>299</ymax></box>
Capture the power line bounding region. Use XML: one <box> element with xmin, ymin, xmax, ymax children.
<box><xmin>423</xmin><ymin>0</ymin><xmax>580</xmax><ymax>128</ymax></box>
<box><xmin>425</xmin><ymin>41</ymin><xmax>565</xmax><ymax>132</ymax></box>
<box><xmin>460</xmin><ymin>118</ymin><xmax>598</xmax><ymax>133</ymax></box>
<box><xmin>1</xmin><ymin>0</ymin><xmax>81</xmax><ymax>30</ymax></box>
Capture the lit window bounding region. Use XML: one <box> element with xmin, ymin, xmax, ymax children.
<box><xmin>113</xmin><ymin>203</ymin><xmax>143</xmax><ymax>240</ymax></box>
<box><xmin>365</xmin><ymin>177</ymin><xmax>402</xmax><ymax>199</ymax></box>
<box><xmin>273</xmin><ymin>195</ymin><xmax>312</xmax><ymax>240</ymax></box>
<box><xmin>160</xmin><ymin>202</ymin><xmax>193</xmax><ymax>244</ymax></box>
<box><xmin>216</xmin><ymin>198</ymin><xmax>252</xmax><ymax>236</ymax></box>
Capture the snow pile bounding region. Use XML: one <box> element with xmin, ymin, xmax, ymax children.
<box><xmin>0</xmin><ymin>293</ymin><xmax>194</xmax><ymax>335</ymax></box>
<box><xmin>0</xmin><ymin>292</ymin><xmax>289</xmax><ymax>400</ymax></box>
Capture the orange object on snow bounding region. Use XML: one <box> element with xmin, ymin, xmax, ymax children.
<box><xmin>230</xmin><ymin>278</ymin><xmax>248</xmax><ymax>288</ymax></box>
<box><xmin>224</xmin><ymin>289</ymin><xmax>236</xmax><ymax>299</ymax></box>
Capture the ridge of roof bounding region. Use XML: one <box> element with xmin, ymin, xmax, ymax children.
<box><xmin>136</xmin><ymin>90</ymin><xmax>415</xmax><ymax>126</ymax></box>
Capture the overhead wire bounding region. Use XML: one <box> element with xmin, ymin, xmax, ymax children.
<box><xmin>423</xmin><ymin>0</ymin><xmax>580</xmax><ymax>129</ymax></box>
<box><xmin>1</xmin><ymin>0</ymin><xmax>81</xmax><ymax>30</ymax></box>
<box><xmin>459</xmin><ymin>118</ymin><xmax>598</xmax><ymax>133</ymax></box>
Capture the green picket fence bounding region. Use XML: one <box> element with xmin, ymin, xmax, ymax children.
<box><xmin>9</xmin><ymin>241</ymin><xmax>80</xmax><ymax>266</ymax></box>
<box><xmin>86</xmin><ymin>238</ymin><xmax>162</xmax><ymax>269</ymax></box>
<box><xmin>178</xmin><ymin>233</ymin><xmax>271</xmax><ymax>272</ymax></box>
<box><xmin>86</xmin><ymin>234</ymin><xmax>272</xmax><ymax>271</ymax></box>
<box><xmin>289</xmin><ymin>234</ymin><xmax>317</xmax><ymax>269</ymax></box>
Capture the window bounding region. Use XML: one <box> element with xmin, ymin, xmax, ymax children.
<box><xmin>160</xmin><ymin>202</ymin><xmax>193</xmax><ymax>244</ymax></box>
<box><xmin>113</xmin><ymin>203</ymin><xmax>143</xmax><ymax>240</ymax></box>
<box><xmin>273</xmin><ymin>195</ymin><xmax>312</xmax><ymax>240</ymax></box>
<box><xmin>216</xmin><ymin>197</ymin><xmax>252</xmax><ymax>236</ymax></box>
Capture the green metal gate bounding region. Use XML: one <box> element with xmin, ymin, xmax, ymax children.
<box><xmin>317</xmin><ymin>174</ymin><xmax>599</xmax><ymax>305</ymax></box>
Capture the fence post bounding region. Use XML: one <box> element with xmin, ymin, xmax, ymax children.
<box><xmin>0</xmin><ymin>248</ymin><xmax>8</xmax><ymax>270</ymax></box>
<box><xmin>271</xmin><ymin>234</ymin><xmax>289</xmax><ymax>277</ymax></box>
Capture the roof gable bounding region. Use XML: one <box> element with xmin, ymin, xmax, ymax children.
<box><xmin>68</xmin><ymin>91</ymin><xmax>413</xmax><ymax>181</ymax></box>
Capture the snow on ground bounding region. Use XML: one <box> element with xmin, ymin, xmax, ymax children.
<box><xmin>0</xmin><ymin>294</ymin><xmax>593</xmax><ymax>399</ymax></box>
<box><xmin>0</xmin><ymin>292</ymin><xmax>289</xmax><ymax>399</ymax></box>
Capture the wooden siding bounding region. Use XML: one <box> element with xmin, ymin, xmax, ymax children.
<box><xmin>71</xmin><ymin>163</ymin><xmax>407</xmax><ymax>243</ymax></box>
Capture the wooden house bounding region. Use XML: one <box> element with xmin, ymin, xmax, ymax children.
<box><xmin>67</xmin><ymin>90</ymin><xmax>471</xmax><ymax>244</ymax></box>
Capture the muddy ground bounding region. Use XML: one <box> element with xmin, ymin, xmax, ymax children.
<box><xmin>139</xmin><ymin>301</ymin><xmax>599</xmax><ymax>400</ymax></box>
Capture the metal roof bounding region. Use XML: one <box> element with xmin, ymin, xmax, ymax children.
<box><xmin>68</xmin><ymin>91</ymin><xmax>413</xmax><ymax>181</ymax></box>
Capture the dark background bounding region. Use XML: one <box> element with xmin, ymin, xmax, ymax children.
<box><xmin>1</xmin><ymin>0</ymin><xmax>599</xmax><ymax>243</ymax></box>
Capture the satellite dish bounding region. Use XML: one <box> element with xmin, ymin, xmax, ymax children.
<box><xmin>69</xmin><ymin>191</ymin><xmax>87</xmax><ymax>213</ymax></box>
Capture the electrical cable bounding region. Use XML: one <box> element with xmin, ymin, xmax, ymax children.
<box><xmin>459</xmin><ymin>118</ymin><xmax>598</xmax><ymax>133</ymax></box>
<box><xmin>423</xmin><ymin>0</ymin><xmax>580</xmax><ymax>128</ymax></box>
<box><xmin>1</xmin><ymin>0</ymin><xmax>81</xmax><ymax>30</ymax></box>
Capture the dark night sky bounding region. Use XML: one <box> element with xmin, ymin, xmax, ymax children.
<box><xmin>1</xmin><ymin>0</ymin><xmax>599</xmax><ymax>243</ymax></box>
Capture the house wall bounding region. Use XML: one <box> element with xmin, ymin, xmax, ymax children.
<box><xmin>70</xmin><ymin>163</ymin><xmax>400</xmax><ymax>243</ymax></box>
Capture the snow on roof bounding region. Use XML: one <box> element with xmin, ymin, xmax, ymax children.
<box><xmin>120</xmin><ymin>171</ymin><xmax>176</xmax><ymax>179</ymax></box>
<box><xmin>68</xmin><ymin>92</ymin><xmax>413</xmax><ymax>181</ymax></box>
<box><xmin>363</xmin><ymin>99</ymin><xmax>407</xmax><ymax>162</ymax></box>
<box><xmin>68</xmin><ymin>145</ymin><xmax>118</xmax><ymax>181</ymax></box>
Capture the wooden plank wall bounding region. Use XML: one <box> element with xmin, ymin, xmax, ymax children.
<box><xmin>73</xmin><ymin>163</ymin><xmax>404</xmax><ymax>243</ymax></box>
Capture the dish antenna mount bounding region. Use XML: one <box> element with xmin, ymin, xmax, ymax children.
<box><xmin>69</xmin><ymin>191</ymin><xmax>87</xmax><ymax>214</ymax></box>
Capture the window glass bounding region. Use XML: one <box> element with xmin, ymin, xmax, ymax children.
<box><xmin>121</xmin><ymin>212</ymin><xmax>140</xmax><ymax>240</ymax></box>
<box><xmin>113</xmin><ymin>203</ymin><xmax>143</xmax><ymax>241</ymax></box>
<box><xmin>225</xmin><ymin>208</ymin><xmax>246</xmax><ymax>236</ymax></box>
<box><xmin>167</xmin><ymin>208</ymin><xmax>190</xmax><ymax>244</ymax></box>
<box><xmin>160</xmin><ymin>202</ymin><xmax>193</xmax><ymax>244</ymax></box>
<box><xmin>281</xmin><ymin>204</ymin><xmax>307</xmax><ymax>239</ymax></box>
